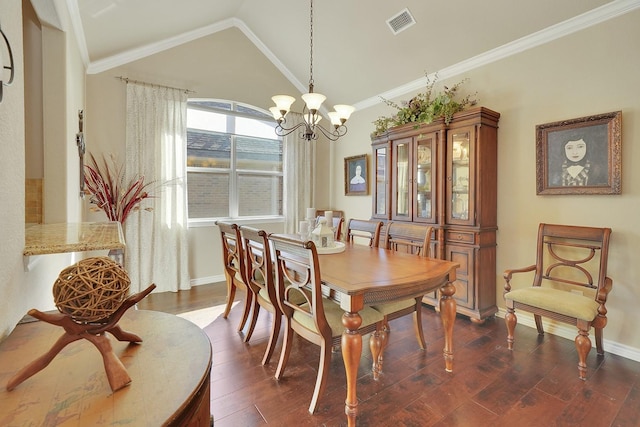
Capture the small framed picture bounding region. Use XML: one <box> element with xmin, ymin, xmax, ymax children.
<box><xmin>344</xmin><ymin>154</ymin><xmax>368</xmax><ymax>196</ymax></box>
<box><xmin>536</xmin><ymin>111</ymin><xmax>621</xmax><ymax>195</ymax></box>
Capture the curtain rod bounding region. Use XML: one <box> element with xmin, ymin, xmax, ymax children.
<box><xmin>115</xmin><ymin>76</ymin><xmax>195</xmax><ymax>94</ymax></box>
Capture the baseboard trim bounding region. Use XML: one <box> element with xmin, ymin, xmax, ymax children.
<box><xmin>190</xmin><ymin>275</ymin><xmax>225</xmax><ymax>287</ymax></box>
<box><xmin>495</xmin><ymin>308</ymin><xmax>640</xmax><ymax>363</ymax></box>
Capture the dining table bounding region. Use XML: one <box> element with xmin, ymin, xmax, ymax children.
<box><xmin>316</xmin><ymin>242</ymin><xmax>459</xmax><ymax>427</ymax></box>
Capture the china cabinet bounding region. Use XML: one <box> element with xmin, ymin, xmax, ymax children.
<box><xmin>371</xmin><ymin>106</ymin><xmax>500</xmax><ymax>322</ymax></box>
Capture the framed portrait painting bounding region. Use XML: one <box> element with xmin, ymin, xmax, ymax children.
<box><xmin>344</xmin><ymin>154</ymin><xmax>368</xmax><ymax>196</ymax></box>
<box><xmin>535</xmin><ymin>111</ymin><xmax>621</xmax><ymax>195</ymax></box>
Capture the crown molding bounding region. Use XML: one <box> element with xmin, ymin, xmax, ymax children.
<box><xmin>79</xmin><ymin>0</ymin><xmax>640</xmax><ymax>108</ymax></box>
<box><xmin>353</xmin><ymin>0</ymin><xmax>640</xmax><ymax>111</ymax></box>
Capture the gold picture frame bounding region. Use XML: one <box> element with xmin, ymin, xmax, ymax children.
<box><xmin>536</xmin><ymin>111</ymin><xmax>621</xmax><ymax>195</ymax></box>
<box><xmin>344</xmin><ymin>154</ymin><xmax>368</xmax><ymax>196</ymax></box>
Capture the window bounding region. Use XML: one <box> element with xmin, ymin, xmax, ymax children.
<box><xmin>186</xmin><ymin>100</ymin><xmax>283</xmax><ymax>222</ymax></box>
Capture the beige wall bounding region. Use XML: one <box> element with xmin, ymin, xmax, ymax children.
<box><xmin>5</xmin><ymin>1</ymin><xmax>638</xmax><ymax>359</ymax></box>
<box><xmin>0</xmin><ymin>0</ymin><xmax>87</xmax><ymax>338</ymax></box>
<box><xmin>333</xmin><ymin>10</ymin><xmax>640</xmax><ymax>354</ymax></box>
<box><xmin>0</xmin><ymin>0</ymin><xmax>27</xmax><ymax>338</ymax></box>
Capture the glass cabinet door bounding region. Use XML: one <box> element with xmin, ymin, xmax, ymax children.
<box><xmin>392</xmin><ymin>138</ymin><xmax>411</xmax><ymax>220</ymax></box>
<box><xmin>448</xmin><ymin>128</ymin><xmax>473</xmax><ymax>224</ymax></box>
<box><xmin>415</xmin><ymin>133</ymin><xmax>437</xmax><ymax>223</ymax></box>
<box><xmin>372</xmin><ymin>143</ymin><xmax>390</xmax><ymax>219</ymax></box>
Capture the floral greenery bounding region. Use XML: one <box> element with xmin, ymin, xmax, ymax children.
<box><xmin>372</xmin><ymin>73</ymin><xmax>477</xmax><ymax>136</ymax></box>
<box><xmin>83</xmin><ymin>153</ymin><xmax>155</xmax><ymax>224</ymax></box>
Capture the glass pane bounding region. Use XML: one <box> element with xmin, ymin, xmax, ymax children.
<box><xmin>375</xmin><ymin>147</ymin><xmax>387</xmax><ymax>215</ymax></box>
<box><xmin>238</xmin><ymin>174</ymin><xmax>283</xmax><ymax>216</ymax></box>
<box><xmin>187</xmin><ymin>109</ymin><xmax>228</xmax><ymax>133</ymax></box>
<box><xmin>451</xmin><ymin>132</ymin><xmax>470</xmax><ymax>220</ymax></box>
<box><xmin>236</xmin><ymin>116</ymin><xmax>278</xmax><ymax>139</ymax></box>
<box><xmin>396</xmin><ymin>143</ymin><xmax>409</xmax><ymax>216</ymax></box>
<box><xmin>186</xmin><ymin>130</ymin><xmax>231</xmax><ymax>168</ymax></box>
<box><xmin>236</xmin><ymin>136</ymin><xmax>283</xmax><ymax>171</ymax></box>
<box><xmin>187</xmin><ymin>171</ymin><xmax>229</xmax><ymax>218</ymax></box>
<box><xmin>416</xmin><ymin>137</ymin><xmax>433</xmax><ymax>219</ymax></box>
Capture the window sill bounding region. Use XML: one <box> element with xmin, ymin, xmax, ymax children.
<box><xmin>188</xmin><ymin>216</ymin><xmax>285</xmax><ymax>228</ymax></box>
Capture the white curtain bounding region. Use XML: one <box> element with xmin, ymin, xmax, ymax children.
<box><xmin>125</xmin><ymin>83</ymin><xmax>190</xmax><ymax>293</ymax></box>
<box><xmin>283</xmin><ymin>112</ymin><xmax>316</xmax><ymax>234</ymax></box>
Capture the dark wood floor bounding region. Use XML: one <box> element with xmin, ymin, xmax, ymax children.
<box><xmin>138</xmin><ymin>283</ymin><xmax>640</xmax><ymax>426</ymax></box>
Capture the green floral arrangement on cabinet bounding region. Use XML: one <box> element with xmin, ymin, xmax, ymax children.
<box><xmin>372</xmin><ymin>73</ymin><xmax>477</xmax><ymax>136</ymax></box>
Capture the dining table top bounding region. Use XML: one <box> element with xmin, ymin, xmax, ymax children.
<box><xmin>315</xmin><ymin>242</ymin><xmax>459</xmax><ymax>310</ymax></box>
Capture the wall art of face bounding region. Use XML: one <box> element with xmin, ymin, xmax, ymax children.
<box><xmin>564</xmin><ymin>138</ymin><xmax>587</xmax><ymax>163</ymax></box>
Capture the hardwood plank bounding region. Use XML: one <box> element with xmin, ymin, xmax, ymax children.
<box><xmin>145</xmin><ymin>282</ymin><xmax>640</xmax><ymax>426</ymax></box>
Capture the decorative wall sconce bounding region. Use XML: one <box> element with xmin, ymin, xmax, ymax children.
<box><xmin>0</xmin><ymin>27</ymin><xmax>16</xmax><ymax>103</ymax></box>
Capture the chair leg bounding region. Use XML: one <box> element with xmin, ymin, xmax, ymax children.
<box><xmin>275</xmin><ymin>321</ymin><xmax>294</xmax><ymax>380</ymax></box>
<box><xmin>595</xmin><ymin>327</ymin><xmax>604</xmax><ymax>355</ymax></box>
<box><xmin>505</xmin><ymin>307</ymin><xmax>517</xmax><ymax>350</ymax></box>
<box><xmin>308</xmin><ymin>341</ymin><xmax>332</xmax><ymax>414</ymax></box>
<box><xmin>369</xmin><ymin>324</ymin><xmax>384</xmax><ymax>380</ymax></box>
<box><xmin>237</xmin><ymin>288</ymin><xmax>252</xmax><ymax>333</ymax></box>
<box><xmin>261</xmin><ymin>313</ymin><xmax>281</xmax><ymax>365</ymax></box>
<box><xmin>575</xmin><ymin>328</ymin><xmax>592</xmax><ymax>380</ymax></box>
<box><xmin>222</xmin><ymin>278</ymin><xmax>236</xmax><ymax>319</ymax></box>
<box><xmin>243</xmin><ymin>296</ymin><xmax>260</xmax><ymax>343</ymax></box>
<box><xmin>376</xmin><ymin>319</ymin><xmax>390</xmax><ymax>372</ymax></box>
<box><xmin>534</xmin><ymin>314</ymin><xmax>544</xmax><ymax>335</ymax></box>
<box><xmin>413</xmin><ymin>298</ymin><xmax>426</xmax><ymax>350</ymax></box>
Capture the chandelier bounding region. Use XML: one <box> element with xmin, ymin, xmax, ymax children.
<box><xmin>270</xmin><ymin>0</ymin><xmax>355</xmax><ymax>141</ymax></box>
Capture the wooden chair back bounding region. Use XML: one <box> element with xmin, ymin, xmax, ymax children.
<box><xmin>268</xmin><ymin>235</ymin><xmax>328</xmax><ymax>339</ymax></box>
<box><xmin>346</xmin><ymin>219</ymin><xmax>383</xmax><ymax>247</ymax></box>
<box><xmin>384</xmin><ymin>222</ymin><xmax>433</xmax><ymax>257</ymax></box>
<box><xmin>215</xmin><ymin>220</ymin><xmax>253</xmax><ymax>331</ymax></box>
<box><xmin>530</xmin><ymin>223</ymin><xmax>611</xmax><ymax>293</ymax></box>
<box><xmin>240</xmin><ymin>226</ymin><xmax>277</xmax><ymax>309</ymax></box>
<box><xmin>216</xmin><ymin>221</ymin><xmax>247</xmax><ymax>287</ymax></box>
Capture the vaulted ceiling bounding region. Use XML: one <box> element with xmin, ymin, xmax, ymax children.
<box><xmin>60</xmin><ymin>0</ymin><xmax>635</xmax><ymax>109</ymax></box>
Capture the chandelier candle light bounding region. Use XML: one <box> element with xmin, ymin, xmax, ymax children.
<box><xmin>270</xmin><ymin>0</ymin><xmax>355</xmax><ymax>141</ymax></box>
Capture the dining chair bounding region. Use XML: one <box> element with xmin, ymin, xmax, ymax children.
<box><xmin>268</xmin><ymin>234</ymin><xmax>385</xmax><ymax>414</ymax></box>
<box><xmin>346</xmin><ymin>218</ymin><xmax>383</xmax><ymax>247</ymax></box>
<box><xmin>239</xmin><ymin>226</ymin><xmax>281</xmax><ymax>364</ymax></box>
<box><xmin>370</xmin><ymin>222</ymin><xmax>434</xmax><ymax>364</ymax></box>
<box><xmin>504</xmin><ymin>223</ymin><xmax>613</xmax><ymax>379</ymax></box>
<box><xmin>215</xmin><ymin>221</ymin><xmax>252</xmax><ymax>334</ymax></box>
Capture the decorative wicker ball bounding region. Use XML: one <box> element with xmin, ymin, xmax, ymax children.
<box><xmin>53</xmin><ymin>257</ymin><xmax>130</xmax><ymax>323</ymax></box>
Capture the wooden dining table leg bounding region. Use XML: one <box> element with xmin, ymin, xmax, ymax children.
<box><xmin>439</xmin><ymin>276</ymin><xmax>457</xmax><ymax>372</ymax></box>
<box><xmin>341</xmin><ymin>311</ymin><xmax>362</xmax><ymax>427</ymax></box>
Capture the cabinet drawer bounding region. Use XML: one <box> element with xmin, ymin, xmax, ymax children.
<box><xmin>445</xmin><ymin>230</ymin><xmax>475</xmax><ymax>244</ymax></box>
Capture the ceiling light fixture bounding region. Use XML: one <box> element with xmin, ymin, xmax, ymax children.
<box><xmin>270</xmin><ymin>0</ymin><xmax>354</xmax><ymax>141</ymax></box>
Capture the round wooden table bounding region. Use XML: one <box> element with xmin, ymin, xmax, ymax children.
<box><xmin>0</xmin><ymin>309</ymin><xmax>212</xmax><ymax>426</ymax></box>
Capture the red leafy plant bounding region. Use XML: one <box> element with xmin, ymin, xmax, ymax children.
<box><xmin>84</xmin><ymin>153</ymin><xmax>156</xmax><ymax>224</ymax></box>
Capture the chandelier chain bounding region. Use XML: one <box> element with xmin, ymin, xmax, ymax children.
<box><xmin>309</xmin><ymin>0</ymin><xmax>314</xmax><ymax>89</ymax></box>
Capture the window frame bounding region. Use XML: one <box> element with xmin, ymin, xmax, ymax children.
<box><xmin>186</xmin><ymin>100</ymin><xmax>284</xmax><ymax>227</ymax></box>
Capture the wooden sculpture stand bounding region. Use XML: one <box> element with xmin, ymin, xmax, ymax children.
<box><xmin>6</xmin><ymin>284</ymin><xmax>156</xmax><ymax>392</ymax></box>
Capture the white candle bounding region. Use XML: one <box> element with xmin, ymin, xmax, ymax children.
<box><xmin>324</xmin><ymin>210</ymin><xmax>333</xmax><ymax>227</ymax></box>
<box><xmin>306</xmin><ymin>207</ymin><xmax>316</xmax><ymax>220</ymax></box>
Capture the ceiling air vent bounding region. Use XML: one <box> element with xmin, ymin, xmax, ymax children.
<box><xmin>386</xmin><ymin>8</ymin><xmax>416</xmax><ymax>35</ymax></box>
